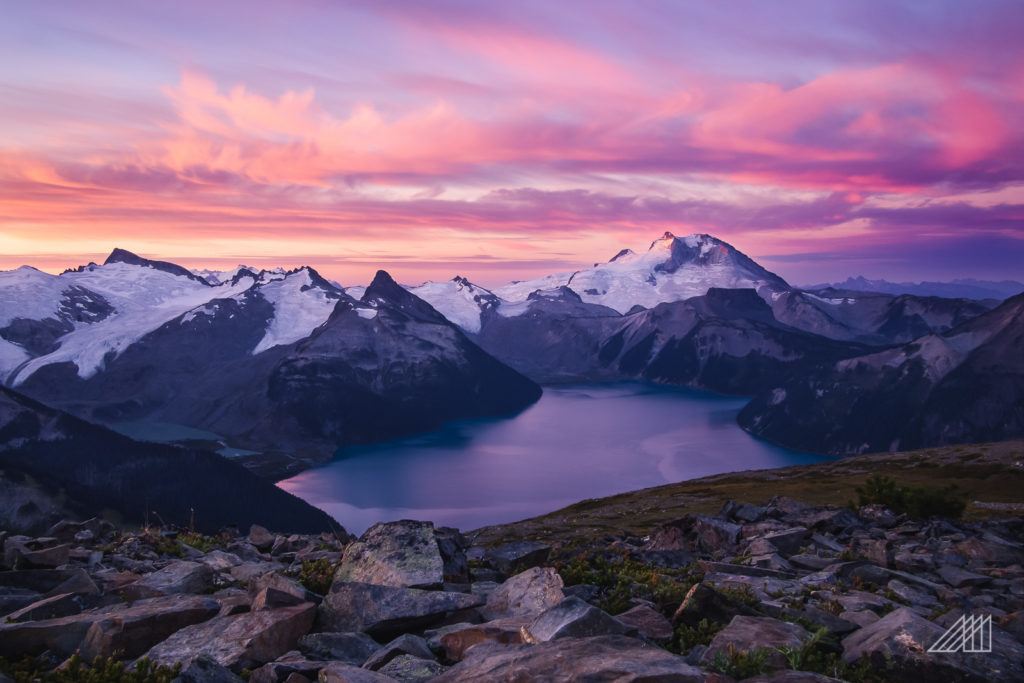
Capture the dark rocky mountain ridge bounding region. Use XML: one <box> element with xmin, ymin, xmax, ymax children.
<box><xmin>740</xmin><ymin>292</ymin><xmax>1024</xmax><ymax>454</ymax></box>
<box><xmin>0</xmin><ymin>385</ymin><xmax>337</xmax><ymax>535</ymax></box>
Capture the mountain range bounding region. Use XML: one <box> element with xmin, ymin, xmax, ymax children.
<box><xmin>803</xmin><ymin>275</ymin><xmax>1024</xmax><ymax>301</ymax></box>
<box><xmin>1</xmin><ymin>233</ymin><xmax>1021</xmax><ymax>530</ymax></box>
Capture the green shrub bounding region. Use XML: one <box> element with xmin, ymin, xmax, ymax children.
<box><xmin>299</xmin><ymin>558</ymin><xmax>337</xmax><ymax>595</ymax></box>
<box><xmin>670</xmin><ymin>618</ymin><xmax>723</xmax><ymax>654</ymax></box>
<box><xmin>177</xmin><ymin>531</ymin><xmax>219</xmax><ymax>552</ymax></box>
<box><xmin>556</xmin><ymin>553</ymin><xmax>696</xmax><ymax>615</ymax></box>
<box><xmin>855</xmin><ymin>475</ymin><xmax>965</xmax><ymax>519</ymax></box>
<box><xmin>0</xmin><ymin>655</ymin><xmax>180</xmax><ymax>683</ymax></box>
<box><xmin>709</xmin><ymin>645</ymin><xmax>771</xmax><ymax>678</ymax></box>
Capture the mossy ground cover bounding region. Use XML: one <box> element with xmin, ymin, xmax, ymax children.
<box><xmin>472</xmin><ymin>440</ymin><xmax>1024</xmax><ymax>547</ymax></box>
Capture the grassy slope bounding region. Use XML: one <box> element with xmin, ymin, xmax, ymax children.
<box><xmin>470</xmin><ymin>440</ymin><xmax>1024</xmax><ymax>547</ymax></box>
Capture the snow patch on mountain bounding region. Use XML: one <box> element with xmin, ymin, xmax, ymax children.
<box><xmin>0</xmin><ymin>338</ymin><xmax>28</xmax><ymax>377</ymax></box>
<box><xmin>493</xmin><ymin>272</ymin><xmax>572</xmax><ymax>303</ymax></box>
<box><xmin>0</xmin><ymin>266</ymin><xmax>65</xmax><ymax>327</ymax></box>
<box><xmin>252</xmin><ymin>268</ymin><xmax>341</xmax><ymax>354</ymax></box>
<box><xmin>406</xmin><ymin>277</ymin><xmax>500</xmax><ymax>333</ymax></box>
<box><xmin>11</xmin><ymin>262</ymin><xmax>255</xmax><ymax>384</ymax></box>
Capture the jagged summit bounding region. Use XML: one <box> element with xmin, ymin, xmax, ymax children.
<box><xmin>104</xmin><ymin>248</ymin><xmax>209</xmax><ymax>285</ymax></box>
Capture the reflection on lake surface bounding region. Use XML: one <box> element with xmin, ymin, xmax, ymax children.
<box><xmin>278</xmin><ymin>383</ymin><xmax>828</xmax><ymax>534</ymax></box>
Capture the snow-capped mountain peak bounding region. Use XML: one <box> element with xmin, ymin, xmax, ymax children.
<box><xmin>496</xmin><ymin>232</ymin><xmax>789</xmax><ymax>314</ymax></box>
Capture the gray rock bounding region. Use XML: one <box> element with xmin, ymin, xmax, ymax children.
<box><xmin>318</xmin><ymin>662</ymin><xmax>395</xmax><ymax>682</ymax></box>
<box><xmin>200</xmin><ymin>550</ymin><xmax>244</xmax><ymax>572</ymax></box>
<box><xmin>230</xmin><ymin>562</ymin><xmax>286</xmax><ymax>584</ymax></box>
<box><xmin>298</xmin><ymin>631</ymin><xmax>381</xmax><ymax>666</ymax></box>
<box><xmin>722</xmin><ymin>500</ymin><xmax>766</xmax><ymax>523</ymax></box>
<box><xmin>481</xmin><ymin>541</ymin><xmax>551</xmax><ymax>575</ymax></box>
<box><xmin>480</xmin><ymin>566</ymin><xmax>563</xmax><ymax>620</ymax></box>
<box><xmin>938</xmin><ymin>565</ymin><xmax>991</xmax><ymax>588</ymax></box>
<box><xmin>699</xmin><ymin>560</ymin><xmax>794</xmax><ymax>579</ymax></box>
<box><xmin>840</xmin><ymin>609</ymin><xmax>879</xmax><ymax>628</ymax></box>
<box><xmin>0</xmin><ymin>593</ymin><xmax>219</xmax><ymax>658</ymax></box>
<box><xmin>122</xmin><ymin>560</ymin><xmax>214</xmax><ymax>599</ymax></box>
<box><xmin>0</xmin><ymin>586</ymin><xmax>42</xmax><ymax>616</ymax></box>
<box><xmin>886</xmin><ymin>579</ymin><xmax>940</xmax><ymax>609</ymax></box>
<box><xmin>172</xmin><ymin>654</ymin><xmax>245</xmax><ymax>682</ymax></box>
<box><xmin>334</xmin><ymin>521</ymin><xmax>447</xmax><ymax>589</ymax></box>
<box><xmin>249</xmin><ymin>525</ymin><xmax>276</xmax><ymax>551</ymax></box>
<box><xmin>435</xmin><ymin>618</ymin><xmax>528</xmax><ymax>661</ymax></box>
<box><xmin>376</xmin><ymin>654</ymin><xmax>445</xmax><ymax>682</ymax></box>
<box><xmin>318</xmin><ymin>582</ymin><xmax>482</xmax><ymax>639</ymax></box>
<box><xmin>701</xmin><ymin>615</ymin><xmax>810</xmax><ymax>671</ymax></box>
<box><xmin>524</xmin><ymin>596</ymin><xmax>632</xmax><ymax>642</ymax></box>
<box><xmin>746</xmin><ymin>672</ymin><xmax>844</xmax><ymax>682</ymax></box>
<box><xmin>672</xmin><ymin>582</ymin><xmax>760</xmax><ymax>627</ymax></box>
<box><xmin>695</xmin><ymin>516</ymin><xmax>741</xmax><ymax>552</ymax></box>
<box><xmin>761</xmin><ymin>527</ymin><xmax>809</xmax><ymax>556</ymax></box>
<box><xmin>789</xmin><ymin>554</ymin><xmax>835</xmax><ymax>571</ymax></box>
<box><xmin>2</xmin><ymin>591</ymin><xmax>86</xmax><ymax>622</ymax></box>
<box><xmin>10</xmin><ymin>543</ymin><xmax>71</xmax><ymax>569</ymax></box>
<box><xmin>614</xmin><ymin>603</ymin><xmax>673</xmax><ymax>642</ymax></box>
<box><xmin>250</xmin><ymin>573</ymin><xmax>319</xmax><ymax>610</ymax></box>
<box><xmin>363</xmin><ymin>634</ymin><xmax>434</xmax><ymax>671</ymax></box>
<box><xmin>146</xmin><ymin>603</ymin><xmax>317</xmax><ymax>672</ymax></box>
<box><xmin>432</xmin><ymin>634</ymin><xmax>709</xmax><ymax>682</ymax></box>
<box><xmin>841</xmin><ymin>607</ymin><xmax>1024</xmax><ymax>683</ymax></box>
<box><xmin>249</xmin><ymin>651</ymin><xmax>323</xmax><ymax>683</ymax></box>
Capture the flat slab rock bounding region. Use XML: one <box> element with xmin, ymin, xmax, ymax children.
<box><xmin>0</xmin><ymin>593</ymin><xmax>219</xmax><ymax>658</ymax></box>
<box><xmin>146</xmin><ymin>602</ymin><xmax>316</xmax><ymax>672</ymax></box>
<box><xmin>432</xmin><ymin>635</ymin><xmax>717</xmax><ymax>682</ymax></box>
<box><xmin>318</xmin><ymin>581</ymin><xmax>482</xmax><ymax>639</ymax></box>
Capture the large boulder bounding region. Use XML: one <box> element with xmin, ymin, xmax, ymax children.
<box><xmin>701</xmin><ymin>616</ymin><xmax>810</xmax><ymax>671</ymax></box>
<box><xmin>334</xmin><ymin>521</ymin><xmax>464</xmax><ymax>589</ymax></box>
<box><xmin>318</xmin><ymin>582</ymin><xmax>482</xmax><ymax>639</ymax></box>
<box><xmin>480</xmin><ymin>567</ymin><xmax>563</xmax><ymax>620</ymax></box>
<box><xmin>841</xmin><ymin>607</ymin><xmax>1024</xmax><ymax>683</ymax></box>
<box><xmin>145</xmin><ymin>602</ymin><xmax>316</xmax><ymax>672</ymax></box>
<box><xmin>524</xmin><ymin>597</ymin><xmax>632</xmax><ymax>642</ymax></box>
<box><xmin>432</xmin><ymin>635</ymin><xmax>715</xmax><ymax>682</ymax></box>
<box><xmin>0</xmin><ymin>594</ymin><xmax>219</xmax><ymax>658</ymax></box>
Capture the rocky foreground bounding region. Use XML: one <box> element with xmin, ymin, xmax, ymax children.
<box><xmin>1</xmin><ymin>497</ymin><xmax>1023</xmax><ymax>682</ymax></box>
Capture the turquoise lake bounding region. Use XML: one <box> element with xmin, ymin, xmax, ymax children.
<box><xmin>278</xmin><ymin>383</ymin><xmax>829</xmax><ymax>534</ymax></box>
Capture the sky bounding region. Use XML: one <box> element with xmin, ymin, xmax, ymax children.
<box><xmin>1</xmin><ymin>0</ymin><xmax>1023</xmax><ymax>287</ymax></box>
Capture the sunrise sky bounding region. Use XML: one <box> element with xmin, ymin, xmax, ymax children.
<box><xmin>2</xmin><ymin>0</ymin><xmax>1022</xmax><ymax>287</ymax></box>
